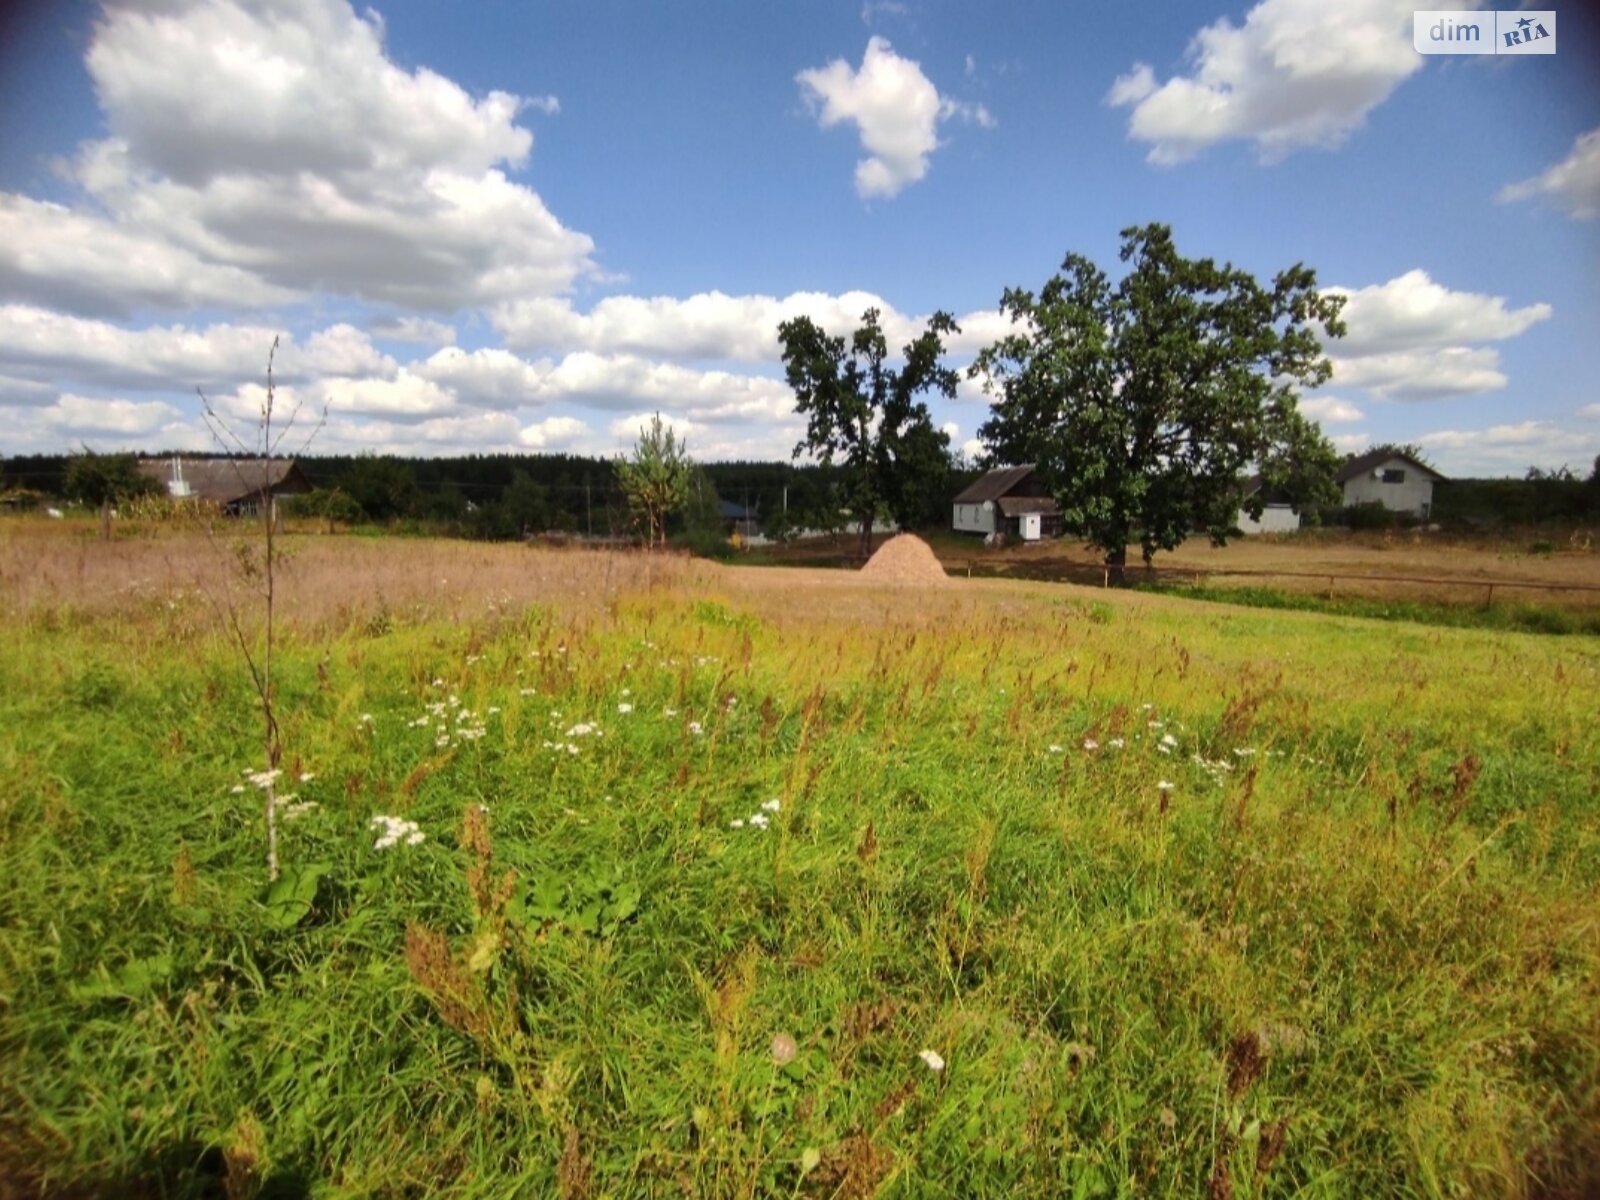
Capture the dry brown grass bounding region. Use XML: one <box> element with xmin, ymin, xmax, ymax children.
<box><xmin>0</xmin><ymin>521</ymin><xmax>712</xmax><ymax>632</ymax></box>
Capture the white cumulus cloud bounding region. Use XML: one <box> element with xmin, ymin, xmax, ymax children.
<box><xmin>2</xmin><ymin>0</ymin><xmax>595</xmax><ymax>317</ymax></box>
<box><xmin>1324</xmin><ymin>270</ymin><xmax>1550</xmax><ymax>400</ymax></box>
<box><xmin>1498</xmin><ymin>127</ymin><xmax>1600</xmax><ymax>220</ymax></box>
<box><xmin>797</xmin><ymin>37</ymin><xmax>989</xmax><ymax>198</ymax></box>
<box><xmin>1298</xmin><ymin>395</ymin><xmax>1365</xmax><ymax>423</ymax></box>
<box><xmin>1108</xmin><ymin>0</ymin><xmax>1425</xmax><ymax>164</ymax></box>
<box><xmin>492</xmin><ymin>289</ymin><xmax>1003</xmax><ymax>362</ymax></box>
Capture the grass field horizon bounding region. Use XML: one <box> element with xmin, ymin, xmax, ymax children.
<box><xmin>2</xmin><ymin>525</ymin><xmax>1597</xmax><ymax>1197</ymax></box>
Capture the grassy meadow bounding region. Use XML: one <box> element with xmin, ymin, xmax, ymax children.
<box><xmin>2</xmin><ymin>525</ymin><xmax>1598</xmax><ymax>1198</ymax></box>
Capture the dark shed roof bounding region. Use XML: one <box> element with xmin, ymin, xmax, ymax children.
<box><xmin>953</xmin><ymin>464</ymin><xmax>1038</xmax><ymax>504</ymax></box>
<box><xmin>996</xmin><ymin>495</ymin><xmax>1061</xmax><ymax>517</ymax></box>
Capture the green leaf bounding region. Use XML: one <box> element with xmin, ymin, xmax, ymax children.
<box><xmin>261</xmin><ymin>861</ymin><xmax>331</xmax><ymax>930</ymax></box>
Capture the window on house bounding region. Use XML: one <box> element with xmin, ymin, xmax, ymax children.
<box><xmin>1381</xmin><ymin>468</ymin><xmax>1406</xmax><ymax>483</ymax></box>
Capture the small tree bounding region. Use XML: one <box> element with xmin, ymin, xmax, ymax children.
<box><xmin>974</xmin><ymin>224</ymin><xmax>1344</xmax><ymax>582</ymax></box>
<box><xmin>64</xmin><ymin>448</ymin><xmax>159</xmax><ymax>540</ymax></box>
<box><xmin>197</xmin><ymin>340</ymin><xmax>324</xmax><ymax>883</ymax></box>
<box><xmin>616</xmin><ymin>412</ymin><xmax>693</xmax><ymax>550</ymax></box>
<box><xmin>778</xmin><ymin>308</ymin><xmax>958</xmax><ymax>558</ymax></box>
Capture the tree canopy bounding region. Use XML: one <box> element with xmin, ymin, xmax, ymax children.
<box><xmin>974</xmin><ymin>224</ymin><xmax>1344</xmax><ymax>577</ymax></box>
<box><xmin>779</xmin><ymin>307</ymin><xmax>959</xmax><ymax>556</ymax></box>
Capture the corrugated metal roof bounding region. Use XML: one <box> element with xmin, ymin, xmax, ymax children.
<box><xmin>136</xmin><ymin>457</ymin><xmax>307</xmax><ymax>505</ymax></box>
<box><xmin>952</xmin><ymin>464</ymin><xmax>1038</xmax><ymax>504</ymax></box>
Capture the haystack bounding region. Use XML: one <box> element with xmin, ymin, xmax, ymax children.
<box><xmin>859</xmin><ymin>534</ymin><xmax>948</xmax><ymax>585</ymax></box>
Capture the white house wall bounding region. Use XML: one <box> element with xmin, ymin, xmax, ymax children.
<box><xmin>1341</xmin><ymin>457</ymin><xmax>1435</xmax><ymax>516</ymax></box>
<box><xmin>952</xmin><ymin>501</ymin><xmax>996</xmax><ymax>534</ymax></box>
<box><xmin>1236</xmin><ymin>504</ymin><xmax>1302</xmax><ymax>534</ymax></box>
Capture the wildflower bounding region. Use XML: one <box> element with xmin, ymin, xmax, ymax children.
<box><xmin>246</xmin><ymin>768</ymin><xmax>283</xmax><ymax>789</ymax></box>
<box><xmin>1160</xmin><ymin>734</ymin><xmax>1177</xmax><ymax>748</ymax></box>
<box><xmin>1158</xmin><ymin>745</ymin><xmax>1172</xmax><ymax>756</ymax></box>
<box><xmin>663</xmin><ymin>707</ymin><xmax>679</xmax><ymax>718</ymax></box>
<box><xmin>770</xmin><ymin>1033</ymin><xmax>798</xmax><ymax>1066</ymax></box>
<box><xmin>1082</xmin><ymin>738</ymin><xmax>1099</xmax><ymax>751</ymax></box>
<box><xmin>282</xmin><ymin>800</ymin><xmax>319</xmax><ymax>820</ymax></box>
<box><xmin>436</xmin><ymin>735</ymin><xmax>451</xmax><ymax>748</ymax></box>
<box><xmin>519</xmin><ymin>688</ymin><xmax>536</xmax><ymax>697</ymax></box>
<box><xmin>298</xmin><ymin>772</ymin><xmax>316</xmax><ymax>783</ymax></box>
<box><xmin>359</xmin><ymin>713</ymin><xmax>374</xmax><ymax>724</ymax></box>
<box><xmin>1048</xmin><ymin>744</ymin><xmax>1064</xmax><ymax>754</ymax></box>
<box><xmin>730</xmin><ymin>818</ymin><xmax>745</xmax><ymax>829</ymax></box>
<box><xmin>1156</xmin><ymin>781</ymin><xmax>1175</xmax><ymax>792</ymax></box>
<box><xmin>431</xmin><ymin>677</ymin><xmax>445</xmax><ymax>687</ymax></box>
<box><xmin>487</xmin><ymin>706</ymin><xmax>500</xmax><ymax>715</ymax></box>
<box><xmin>230</xmin><ymin>784</ymin><xmax>245</xmax><ymax>794</ymax></box>
<box><xmin>1234</xmin><ymin>748</ymin><xmax>1256</xmax><ymax>757</ymax></box>
<box><xmin>918</xmin><ymin>1049</ymin><xmax>946</xmax><ymax>1072</ymax></box>
<box><xmin>688</xmin><ymin>721</ymin><xmax>704</xmax><ymax>736</ymax></box>
<box><xmin>748</xmin><ymin>812</ymin><xmax>770</xmax><ymax>829</ymax></box>
<box><xmin>369</xmin><ymin>814</ymin><xmax>424</xmax><ymax>851</ymax></box>
<box><xmin>617</xmin><ymin>703</ymin><xmax>633</xmax><ymax>714</ymax></box>
<box><xmin>1108</xmin><ymin>737</ymin><xmax>1125</xmax><ymax>749</ymax></box>
<box><xmin>565</xmin><ymin>723</ymin><xmax>601</xmax><ymax>738</ymax></box>
<box><xmin>761</xmin><ymin>798</ymin><xmax>781</xmax><ymax>813</ymax></box>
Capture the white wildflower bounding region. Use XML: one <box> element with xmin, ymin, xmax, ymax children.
<box><xmin>748</xmin><ymin>812</ymin><xmax>770</xmax><ymax>829</ymax></box>
<box><xmin>918</xmin><ymin>1049</ymin><xmax>946</xmax><ymax>1072</ymax></box>
<box><xmin>1234</xmin><ymin>748</ymin><xmax>1256</xmax><ymax>757</ymax></box>
<box><xmin>663</xmin><ymin>707</ymin><xmax>679</xmax><ymax>718</ymax></box>
<box><xmin>299</xmin><ymin>772</ymin><xmax>316</xmax><ymax>783</ymax></box>
<box><xmin>730</xmin><ymin>818</ymin><xmax>745</xmax><ymax>829</ymax></box>
<box><xmin>230</xmin><ymin>784</ymin><xmax>245</xmax><ymax>794</ymax></box>
<box><xmin>359</xmin><ymin>713</ymin><xmax>374</xmax><ymax>725</ymax></box>
<box><xmin>566</xmin><ymin>722</ymin><xmax>601</xmax><ymax>738</ymax></box>
<box><xmin>1160</xmin><ymin>734</ymin><xmax>1177</xmax><ymax>748</ymax></box>
<box><xmin>1082</xmin><ymin>739</ymin><xmax>1099</xmax><ymax>751</ymax></box>
<box><xmin>1048</xmin><ymin>744</ymin><xmax>1064</xmax><ymax>754</ymax></box>
<box><xmin>688</xmin><ymin>721</ymin><xmax>704</xmax><ymax>736</ymax></box>
<box><xmin>761</xmin><ymin>798</ymin><xmax>781</xmax><ymax>813</ymax></box>
<box><xmin>282</xmin><ymin>800</ymin><xmax>319</xmax><ymax>820</ymax></box>
<box><xmin>1108</xmin><ymin>738</ymin><xmax>1126</xmax><ymax>749</ymax></box>
<box><xmin>369</xmin><ymin>814</ymin><xmax>423</xmax><ymax>851</ymax></box>
<box><xmin>617</xmin><ymin>703</ymin><xmax>633</xmax><ymax>714</ymax></box>
<box><xmin>1156</xmin><ymin>781</ymin><xmax>1175</xmax><ymax>792</ymax></box>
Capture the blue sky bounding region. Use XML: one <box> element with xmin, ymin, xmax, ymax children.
<box><xmin>1</xmin><ymin>0</ymin><xmax>1596</xmax><ymax>475</ymax></box>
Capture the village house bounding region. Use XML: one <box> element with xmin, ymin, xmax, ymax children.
<box><xmin>952</xmin><ymin>465</ymin><xmax>1062</xmax><ymax>541</ymax></box>
<box><xmin>136</xmin><ymin>456</ymin><xmax>314</xmax><ymax>518</ymax></box>
<box><xmin>1335</xmin><ymin>449</ymin><xmax>1446</xmax><ymax>518</ymax></box>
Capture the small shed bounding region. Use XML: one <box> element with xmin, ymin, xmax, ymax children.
<box><xmin>1335</xmin><ymin>450</ymin><xmax>1446</xmax><ymax>517</ymax></box>
<box><xmin>1235</xmin><ymin>476</ymin><xmax>1303</xmax><ymax>535</ymax></box>
<box><xmin>137</xmin><ymin>456</ymin><xmax>313</xmax><ymax>518</ymax></box>
<box><xmin>953</xmin><ymin>465</ymin><xmax>1062</xmax><ymax>540</ymax></box>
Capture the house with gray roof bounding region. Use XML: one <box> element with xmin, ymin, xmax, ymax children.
<box><xmin>952</xmin><ymin>465</ymin><xmax>1062</xmax><ymax>541</ymax></box>
<box><xmin>136</xmin><ymin>456</ymin><xmax>313</xmax><ymax>517</ymax></box>
<box><xmin>1335</xmin><ymin>449</ymin><xmax>1446</xmax><ymax>518</ymax></box>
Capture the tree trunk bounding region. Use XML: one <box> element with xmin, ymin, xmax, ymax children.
<box><xmin>1105</xmin><ymin>545</ymin><xmax>1128</xmax><ymax>588</ymax></box>
<box><xmin>860</xmin><ymin>512</ymin><xmax>874</xmax><ymax>562</ymax></box>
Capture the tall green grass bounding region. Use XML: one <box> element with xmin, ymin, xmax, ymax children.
<box><xmin>2</xmin><ymin>584</ymin><xmax>1598</xmax><ymax>1197</ymax></box>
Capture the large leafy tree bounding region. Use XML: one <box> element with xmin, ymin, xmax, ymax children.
<box><xmin>974</xmin><ymin>224</ymin><xmax>1344</xmax><ymax>581</ymax></box>
<box><xmin>778</xmin><ymin>308</ymin><xmax>959</xmax><ymax>557</ymax></box>
<box><xmin>616</xmin><ymin>412</ymin><xmax>693</xmax><ymax>550</ymax></box>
